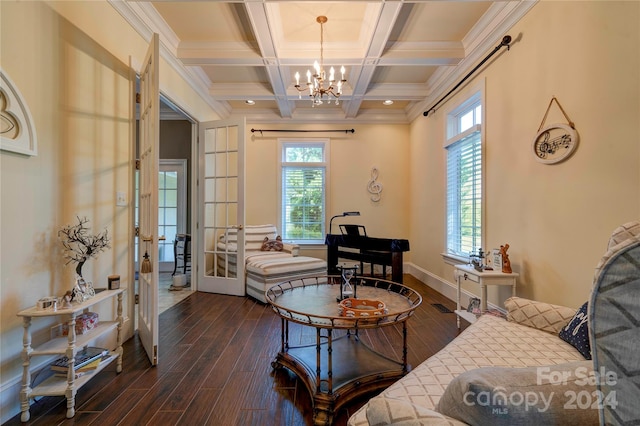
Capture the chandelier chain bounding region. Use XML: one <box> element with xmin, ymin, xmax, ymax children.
<box><xmin>319</xmin><ymin>19</ymin><xmax>324</xmax><ymax>75</ymax></box>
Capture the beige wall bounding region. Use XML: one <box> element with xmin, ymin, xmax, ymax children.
<box><xmin>245</xmin><ymin>124</ymin><xmax>411</xmax><ymax>259</ymax></box>
<box><xmin>409</xmin><ymin>1</ymin><xmax>640</xmax><ymax>309</ymax></box>
<box><xmin>0</xmin><ymin>1</ymin><xmax>217</xmax><ymax>421</ymax></box>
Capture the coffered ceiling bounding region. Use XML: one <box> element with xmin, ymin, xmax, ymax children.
<box><xmin>114</xmin><ymin>1</ymin><xmax>536</xmax><ymax>123</ymax></box>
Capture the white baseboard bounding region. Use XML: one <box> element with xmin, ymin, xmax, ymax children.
<box><xmin>404</xmin><ymin>262</ymin><xmax>504</xmax><ymax>313</ymax></box>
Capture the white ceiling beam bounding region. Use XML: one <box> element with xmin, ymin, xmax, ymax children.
<box><xmin>345</xmin><ymin>2</ymin><xmax>403</xmax><ymax>118</ymax></box>
<box><xmin>244</xmin><ymin>2</ymin><xmax>293</xmax><ymax>118</ymax></box>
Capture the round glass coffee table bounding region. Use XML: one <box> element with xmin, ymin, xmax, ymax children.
<box><xmin>266</xmin><ymin>275</ymin><xmax>422</xmax><ymax>425</ymax></box>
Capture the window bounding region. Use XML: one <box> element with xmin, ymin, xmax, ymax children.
<box><xmin>135</xmin><ymin>160</ymin><xmax>187</xmax><ymax>270</ymax></box>
<box><xmin>445</xmin><ymin>93</ymin><xmax>483</xmax><ymax>259</ymax></box>
<box><xmin>279</xmin><ymin>140</ymin><xmax>329</xmax><ymax>244</ymax></box>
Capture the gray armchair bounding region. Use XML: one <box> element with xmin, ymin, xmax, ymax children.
<box><xmin>589</xmin><ymin>221</ymin><xmax>640</xmax><ymax>425</ymax></box>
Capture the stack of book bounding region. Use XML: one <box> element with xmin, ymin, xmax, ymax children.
<box><xmin>50</xmin><ymin>346</ymin><xmax>110</xmax><ymax>378</ymax></box>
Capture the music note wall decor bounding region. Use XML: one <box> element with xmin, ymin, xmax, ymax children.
<box><xmin>532</xmin><ymin>97</ymin><xmax>578</xmax><ymax>164</ymax></box>
<box><xmin>367</xmin><ymin>167</ymin><xmax>383</xmax><ymax>202</ymax></box>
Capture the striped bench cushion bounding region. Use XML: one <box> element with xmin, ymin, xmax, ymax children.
<box><xmin>246</xmin><ymin>255</ymin><xmax>327</xmax><ymax>303</ymax></box>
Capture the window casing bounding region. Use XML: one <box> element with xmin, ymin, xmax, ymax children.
<box><xmin>278</xmin><ymin>140</ymin><xmax>329</xmax><ymax>244</ymax></box>
<box><xmin>445</xmin><ymin>93</ymin><xmax>483</xmax><ymax>259</ymax></box>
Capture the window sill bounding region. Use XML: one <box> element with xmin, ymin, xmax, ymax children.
<box><xmin>441</xmin><ymin>252</ymin><xmax>469</xmax><ymax>266</ymax></box>
<box><xmin>285</xmin><ymin>240</ymin><xmax>326</xmax><ymax>248</ymax></box>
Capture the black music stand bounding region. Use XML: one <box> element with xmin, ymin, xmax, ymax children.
<box><xmin>339</xmin><ymin>224</ymin><xmax>367</xmax><ymax>237</ymax></box>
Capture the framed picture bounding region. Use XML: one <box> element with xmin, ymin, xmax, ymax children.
<box><xmin>491</xmin><ymin>248</ymin><xmax>502</xmax><ymax>271</ymax></box>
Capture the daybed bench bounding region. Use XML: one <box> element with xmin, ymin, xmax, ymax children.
<box><xmin>349</xmin><ymin>221</ymin><xmax>640</xmax><ymax>425</ymax></box>
<box><xmin>216</xmin><ymin>224</ymin><xmax>326</xmax><ymax>303</ymax></box>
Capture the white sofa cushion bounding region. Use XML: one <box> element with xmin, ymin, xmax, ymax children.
<box><xmin>366</xmin><ymin>397</ymin><xmax>466</xmax><ymax>426</ymax></box>
<box><xmin>348</xmin><ymin>314</ymin><xmax>584</xmax><ymax>426</ymax></box>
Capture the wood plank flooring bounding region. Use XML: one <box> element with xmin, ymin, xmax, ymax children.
<box><xmin>6</xmin><ymin>275</ymin><xmax>466</xmax><ymax>426</ymax></box>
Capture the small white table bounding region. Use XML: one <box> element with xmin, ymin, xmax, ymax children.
<box><xmin>454</xmin><ymin>264</ymin><xmax>518</xmax><ymax>328</ymax></box>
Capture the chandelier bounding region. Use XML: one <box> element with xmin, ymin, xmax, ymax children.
<box><xmin>294</xmin><ymin>16</ymin><xmax>346</xmax><ymax>106</ymax></box>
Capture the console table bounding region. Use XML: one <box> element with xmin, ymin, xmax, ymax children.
<box><xmin>16</xmin><ymin>289</ymin><xmax>125</xmax><ymax>421</ymax></box>
<box><xmin>266</xmin><ymin>276</ymin><xmax>421</xmax><ymax>425</ymax></box>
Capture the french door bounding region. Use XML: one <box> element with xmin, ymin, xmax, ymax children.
<box><xmin>137</xmin><ymin>33</ymin><xmax>160</xmax><ymax>365</ymax></box>
<box><xmin>198</xmin><ymin>118</ymin><xmax>246</xmax><ymax>295</ymax></box>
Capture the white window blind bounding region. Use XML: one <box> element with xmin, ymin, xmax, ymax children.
<box><xmin>446</xmin><ymin>128</ymin><xmax>482</xmax><ymax>257</ymax></box>
<box><xmin>279</xmin><ymin>140</ymin><xmax>328</xmax><ymax>243</ymax></box>
<box><xmin>281</xmin><ymin>166</ymin><xmax>325</xmax><ymax>241</ymax></box>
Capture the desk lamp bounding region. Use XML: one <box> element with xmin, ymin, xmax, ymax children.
<box><xmin>329</xmin><ymin>211</ymin><xmax>360</xmax><ymax>234</ymax></box>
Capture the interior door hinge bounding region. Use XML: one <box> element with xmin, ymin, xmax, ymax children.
<box><xmin>135</xmin><ymin>294</ymin><xmax>139</xmax><ymax>304</ymax></box>
<box><xmin>136</xmin><ymin>93</ymin><xmax>140</xmax><ymax>104</ymax></box>
<box><xmin>135</xmin><ymin>227</ymin><xmax>140</xmax><ymax>237</ymax></box>
<box><xmin>135</xmin><ymin>159</ymin><xmax>141</xmax><ymax>170</ymax></box>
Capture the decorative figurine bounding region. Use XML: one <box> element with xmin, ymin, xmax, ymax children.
<box><xmin>61</xmin><ymin>290</ymin><xmax>73</xmax><ymax>308</ymax></box>
<box><xmin>500</xmin><ymin>244</ymin><xmax>512</xmax><ymax>273</ymax></box>
<box><xmin>470</xmin><ymin>248</ymin><xmax>485</xmax><ymax>271</ymax></box>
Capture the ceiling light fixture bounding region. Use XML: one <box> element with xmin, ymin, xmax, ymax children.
<box><xmin>383</xmin><ymin>100</ymin><xmax>394</xmax><ymax>105</ymax></box>
<box><xmin>245</xmin><ymin>100</ymin><xmax>255</xmax><ymax>105</ymax></box>
<box><xmin>294</xmin><ymin>16</ymin><xmax>346</xmax><ymax>107</ymax></box>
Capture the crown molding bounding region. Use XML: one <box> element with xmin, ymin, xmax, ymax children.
<box><xmin>108</xmin><ymin>0</ymin><xmax>228</xmax><ymax>120</ymax></box>
<box><xmin>408</xmin><ymin>0</ymin><xmax>538</xmax><ymax>121</ymax></box>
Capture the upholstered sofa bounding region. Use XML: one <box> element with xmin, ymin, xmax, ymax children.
<box><xmin>216</xmin><ymin>224</ymin><xmax>326</xmax><ymax>303</ymax></box>
<box><xmin>349</xmin><ymin>221</ymin><xmax>640</xmax><ymax>425</ymax></box>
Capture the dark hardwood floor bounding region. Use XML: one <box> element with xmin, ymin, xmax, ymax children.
<box><xmin>6</xmin><ymin>275</ymin><xmax>466</xmax><ymax>426</ymax></box>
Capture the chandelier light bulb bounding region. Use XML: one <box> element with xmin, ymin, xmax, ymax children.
<box><xmin>295</xmin><ymin>72</ymin><xmax>300</xmax><ymax>86</ymax></box>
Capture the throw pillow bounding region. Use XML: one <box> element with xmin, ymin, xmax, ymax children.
<box><xmin>559</xmin><ymin>301</ymin><xmax>591</xmax><ymax>360</ymax></box>
<box><xmin>260</xmin><ymin>235</ymin><xmax>283</xmax><ymax>251</ymax></box>
<box><xmin>436</xmin><ymin>361</ymin><xmax>599</xmax><ymax>426</ymax></box>
<box><xmin>504</xmin><ymin>297</ymin><xmax>576</xmax><ymax>334</ymax></box>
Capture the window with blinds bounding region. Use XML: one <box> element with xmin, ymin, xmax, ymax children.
<box><xmin>445</xmin><ymin>93</ymin><xmax>482</xmax><ymax>259</ymax></box>
<box><xmin>279</xmin><ymin>141</ymin><xmax>328</xmax><ymax>243</ymax></box>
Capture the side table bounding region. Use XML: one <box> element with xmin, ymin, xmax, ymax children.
<box><xmin>454</xmin><ymin>264</ymin><xmax>518</xmax><ymax>328</ymax></box>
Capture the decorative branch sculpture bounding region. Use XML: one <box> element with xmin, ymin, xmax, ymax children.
<box><xmin>58</xmin><ymin>216</ymin><xmax>111</xmax><ymax>278</ymax></box>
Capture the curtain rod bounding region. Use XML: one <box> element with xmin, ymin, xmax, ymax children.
<box><xmin>424</xmin><ymin>35</ymin><xmax>512</xmax><ymax>117</ymax></box>
<box><xmin>251</xmin><ymin>128</ymin><xmax>355</xmax><ymax>135</ymax></box>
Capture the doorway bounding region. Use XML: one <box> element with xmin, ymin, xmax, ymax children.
<box><xmin>135</xmin><ymin>97</ymin><xmax>196</xmax><ymax>316</ymax></box>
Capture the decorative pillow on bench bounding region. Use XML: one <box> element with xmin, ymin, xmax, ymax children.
<box><xmin>261</xmin><ymin>236</ymin><xmax>283</xmax><ymax>251</ymax></box>
<box><xmin>437</xmin><ymin>361</ymin><xmax>599</xmax><ymax>426</ymax></box>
